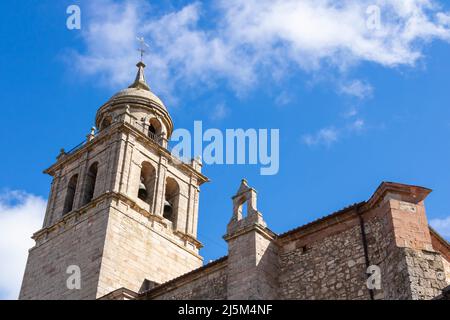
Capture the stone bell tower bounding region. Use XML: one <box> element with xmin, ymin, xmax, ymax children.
<box><xmin>19</xmin><ymin>62</ymin><xmax>208</xmax><ymax>300</ymax></box>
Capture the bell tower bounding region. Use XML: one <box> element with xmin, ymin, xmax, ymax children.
<box><xmin>19</xmin><ymin>62</ymin><xmax>208</xmax><ymax>300</ymax></box>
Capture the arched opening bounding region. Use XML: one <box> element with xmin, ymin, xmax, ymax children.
<box><xmin>148</xmin><ymin>118</ymin><xmax>162</xmax><ymax>143</ymax></box>
<box><xmin>164</xmin><ymin>177</ymin><xmax>179</xmax><ymax>223</ymax></box>
<box><xmin>240</xmin><ymin>200</ymin><xmax>248</xmax><ymax>218</ymax></box>
<box><xmin>138</xmin><ymin>162</ymin><xmax>156</xmax><ymax>210</ymax></box>
<box><xmin>63</xmin><ymin>174</ymin><xmax>78</xmax><ymax>215</ymax></box>
<box><xmin>82</xmin><ymin>162</ymin><xmax>98</xmax><ymax>206</ymax></box>
<box><xmin>100</xmin><ymin>116</ymin><xmax>112</xmax><ymax>130</ymax></box>
<box><xmin>148</xmin><ymin>124</ymin><xmax>156</xmax><ymax>135</ymax></box>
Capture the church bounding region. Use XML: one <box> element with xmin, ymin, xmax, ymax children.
<box><xmin>19</xmin><ymin>61</ymin><xmax>450</xmax><ymax>300</ymax></box>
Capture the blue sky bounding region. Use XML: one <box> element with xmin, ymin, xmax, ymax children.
<box><xmin>1</xmin><ymin>0</ymin><xmax>450</xmax><ymax>299</ymax></box>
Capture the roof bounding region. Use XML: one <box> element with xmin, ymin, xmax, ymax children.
<box><xmin>139</xmin><ymin>256</ymin><xmax>228</xmax><ymax>298</ymax></box>
<box><xmin>278</xmin><ymin>181</ymin><xmax>433</xmax><ymax>241</ymax></box>
<box><xmin>278</xmin><ymin>202</ymin><xmax>365</xmax><ymax>240</ymax></box>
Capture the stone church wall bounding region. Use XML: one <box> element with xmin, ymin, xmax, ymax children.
<box><xmin>97</xmin><ymin>202</ymin><xmax>203</xmax><ymax>297</ymax></box>
<box><xmin>403</xmin><ymin>248</ymin><xmax>448</xmax><ymax>300</ymax></box>
<box><xmin>443</xmin><ymin>257</ymin><xmax>450</xmax><ymax>284</ymax></box>
<box><xmin>19</xmin><ymin>203</ymin><xmax>110</xmax><ymax>300</ymax></box>
<box><xmin>278</xmin><ymin>215</ymin><xmax>371</xmax><ymax>300</ymax></box>
<box><xmin>140</xmin><ymin>258</ymin><xmax>228</xmax><ymax>300</ymax></box>
<box><xmin>44</xmin><ymin>134</ymin><xmax>114</xmax><ymax>228</ymax></box>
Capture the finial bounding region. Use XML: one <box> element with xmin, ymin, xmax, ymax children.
<box><xmin>128</xmin><ymin>61</ymin><xmax>151</xmax><ymax>91</ymax></box>
<box><xmin>129</xmin><ymin>37</ymin><xmax>151</xmax><ymax>92</ymax></box>
<box><xmin>136</xmin><ymin>36</ymin><xmax>150</xmax><ymax>63</ymax></box>
<box><xmin>128</xmin><ymin>36</ymin><xmax>152</xmax><ymax>91</ymax></box>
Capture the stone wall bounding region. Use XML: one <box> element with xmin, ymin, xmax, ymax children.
<box><xmin>279</xmin><ymin>214</ymin><xmax>371</xmax><ymax>300</ymax></box>
<box><xmin>363</xmin><ymin>212</ymin><xmax>447</xmax><ymax>300</ymax></box>
<box><xmin>44</xmin><ymin>131</ymin><xmax>118</xmax><ymax>228</ymax></box>
<box><xmin>363</xmin><ymin>202</ymin><xmax>405</xmax><ymax>300</ymax></box>
<box><xmin>19</xmin><ymin>203</ymin><xmax>109</xmax><ymax>300</ymax></box>
<box><xmin>20</xmin><ymin>191</ymin><xmax>204</xmax><ymax>300</ymax></box>
<box><xmin>404</xmin><ymin>248</ymin><xmax>448</xmax><ymax>299</ymax></box>
<box><xmin>226</xmin><ymin>226</ymin><xmax>279</xmax><ymax>299</ymax></box>
<box><xmin>276</xmin><ymin>183</ymin><xmax>450</xmax><ymax>301</ymax></box>
<box><xmin>97</xmin><ymin>201</ymin><xmax>203</xmax><ymax>297</ymax></box>
<box><xmin>140</xmin><ymin>258</ymin><xmax>228</xmax><ymax>300</ymax></box>
<box><xmin>429</xmin><ymin>229</ymin><xmax>450</xmax><ymax>284</ymax></box>
<box><xmin>443</xmin><ymin>257</ymin><xmax>450</xmax><ymax>284</ymax></box>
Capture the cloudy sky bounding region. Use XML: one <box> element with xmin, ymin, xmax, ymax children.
<box><xmin>1</xmin><ymin>0</ymin><xmax>450</xmax><ymax>299</ymax></box>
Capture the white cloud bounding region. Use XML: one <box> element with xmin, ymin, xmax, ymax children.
<box><xmin>302</xmin><ymin>118</ymin><xmax>366</xmax><ymax>147</ymax></box>
<box><xmin>303</xmin><ymin>127</ymin><xmax>339</xmax><ymax>146</ymax></box>
<box><xmin>209</xmin><ymin>103</ymin><xmax>230</xmax><ymax>121</ymax></box>
<box><xmin>430</xmin><ymin>216</ymin><xmax>450</xmax><ymax>239</ymax></box>
<box><xmin>0</xmin><ymin>191</ymin><xmax>46</xmax><ymax>300</ymax></box>
<box><xmin>342</xmin><ymin>107</ymin><xmax>359</xmax><ymax>118</ymax></box>
<box><xmin>339</xmin><ymin>80</ymin><xmax>374</xmax><ymax>99</ymax></box>
<box><xmin>275</xmin><ymin>91</ymin><xmax>293</xmax><ymax>106</ymax></box>
<box><xmin>348</xmin><ymin>118</ymin><xmax>366</xmax><ymax>131</ymax></box>
<box><xmin>70</xmin><ymin>0</ymin><xmax>450</xmax><ymax>98</ymax></box>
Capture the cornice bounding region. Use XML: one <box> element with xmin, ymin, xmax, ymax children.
<box><xmin>43</xmin><ymin>121</ymin><xmax>209</xmax><ymax>185</ymax></box>
<box><xmin>32</xmin><ymin>191</ymin><xmax>204</xmax><ymax>254</ymax></box>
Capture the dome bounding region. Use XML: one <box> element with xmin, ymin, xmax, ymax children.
<box><xmin>108</xmin><ymin>61</ymin><xmax>167</xmax><ymax>112</ymax></box>
<box><xmin>96</xmin><ymin>61</ymin><xmax>174</xmax><ymax>138</ymax></box>
<box><xmin>111</xmin><ymin>87</ymin><xmax>167</xmax><ymax>111</ymax></box>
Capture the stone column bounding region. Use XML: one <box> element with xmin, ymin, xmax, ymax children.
<box><xmin>153</xmin><ymin>156</ymin><xmax>168</xmax><ymax>217</ymax></box>
<box><xmin>185</xmin><ymin>177</ymin><xmax>198</xmax><ymax>236</ymax></box>
<box><xmin>44</xmin><ymin>170</ymin><xmax>61</xmax><ymax>227</ymax></box>
<box><xmin>73</xmin><ymin>152</ymin><xmax>90</xmax><ymax>208</ymax></box>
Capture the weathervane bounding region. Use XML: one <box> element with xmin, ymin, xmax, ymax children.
<box><xmin>136</xmin><ymin>36</ymin><xmax>150</xmax><ymax>62</ymax></box>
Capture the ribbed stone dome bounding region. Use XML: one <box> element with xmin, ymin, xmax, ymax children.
<box><xmin>110</xmin><ymin>87</ymin><xmax>167</xmax><ymax>111</ymax></box>
<box><xmin>108</xmin><ymin>61</ymin><xmax>167</xmax><ymax>112</ymax></box>
<box><xmin>96</xmin><ymin>61</ymin><xmax>174</xmax><ymax>138</ymax></box>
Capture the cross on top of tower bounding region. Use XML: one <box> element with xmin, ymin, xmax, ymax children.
<box><xmin>126</xmin><ymin>36</ymin><xmax>151</xmax><ymax>91</ymax></box>
<box><xmin>136</xmin><ymin>36</ymin><xmax>150</xmax><ymax>62</ymax></box>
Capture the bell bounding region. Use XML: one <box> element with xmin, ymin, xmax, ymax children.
<box><xmin>138</xmin><ymin>181</ymin><xmax>148</xmax><ymax>201</ymax></box>
<box><xmin>163</xmin><ymin>200</ymin><xmax>173</xmax><ymax>220</ymax></box>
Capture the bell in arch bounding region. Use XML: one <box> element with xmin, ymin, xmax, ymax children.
<box><xmin>163</xmin><ymin>200</ymin><xmax>173</xmax><ymax>220</ymax></box>
<box><xmin>138</xmin><ymin>177</ymin><xmax>148</xmax><ymax>201</ymax></box>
